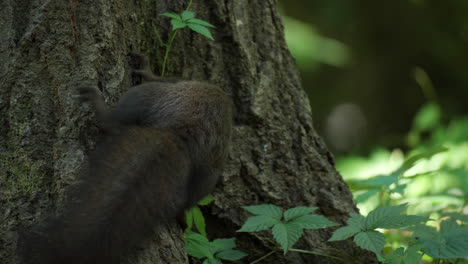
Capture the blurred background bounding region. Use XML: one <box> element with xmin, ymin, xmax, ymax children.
<box><xmin>279</xmin><ymin>0</ymin><xmax>468</xmax><ymax>258</ymax></box>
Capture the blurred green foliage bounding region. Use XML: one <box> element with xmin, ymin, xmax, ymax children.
<box><xmin>283</xmin><ymin>16</ymin><xmax>349</xmax><ymax>70</ymax></box>
<box><xmin>280</xmin><ymin>0</ymin><xmax>468</xmax><ymax>150</ymax></box>
<box><xmin>336</xmin><ymin>103</ymin><xmax>468</xmax><ymax>263</ymax></box>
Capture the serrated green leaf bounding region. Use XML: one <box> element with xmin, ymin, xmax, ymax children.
<box><xmin>187</xmin><ymin>24</ymin><xmax>214</xmax><ymax>40</ymax></box>
<box><xmin>216</xmin><ymin>249</ymin><xmax>248</xmax><ymax>261</ymax></box>
<box><xmin>185</xmin><ymin>208</ymin><xmax>194</xmax><ymax>230</ymax></box>
<box><xmin>212</xmin><ymin>238</ymin><xmax>236</xmax><ymax>250</ymax></box>
<box><xmin>171</xmin><ymin>19</ymin><xmax>187</xmax><ymax>30</ymax></box>
<box><xmin>186</xmin><ymin>239</ymin><xmax>214</xmax><ymax>259</ymax></box>
<box><xmin>365</xmin><ymin>204</ymin><xmax>407</xmax><ymax>229</ymax></box>
<box><xmin>241</xmin><ymin>204</ymin><xmax>283</xmax><ymax>219</ymax></box>
<box><xmin>193</xmin><ymin>206</ymin><xmax>207</xmax><ymax>236</ymax></box>
<box><xmin>284</xmin><ymin>206</ymin><xmax>318</xmax><ymax>221</ymax></box>
<box><xmin>347</xmin><ymin>213</ymin><xmax>367</xmax><ymax>230</ymax></box>
<box><xmin>354</xmin><ymin>231</ymin><xmax>385</xmax><ymax>259</ymax></box>
<box><xmin>237</xmin><ymin>215</ymin><xmax>280</xmax><ymax>232</ymax></box>
<box><xmin>186</xmin><ymin>241</ymin><xmax>206</xmax><ymax>258</ymax></box>
<box><xmin>378</xmin><ymin>215</ymin><xmax>429</xmax><ymax>229</ymax></box>
<box><xmin>366</xmin><ymin>204</ymin><xmax>428</xmax><ymax>229</ymax></box>
<box><xmin>186</xmin><ymin>18</ymin><xmax>216</xmax><ymax>28</ymax></box>
<box><xmin>328</xmin><ymin>225</ymin><xmax>361</xmax><ymax>241</ymax></box>
<box><xmin>290</xmin><ymin>214</ymin><xmax>338</xmax><ymax>229</ymax></box>
<box><xmin>181</xmin><ymin>11</ymin><xmax>195</xmax><ymax>21</ymax></box>
<box><xmin>185</xmin><ymin>231</ymin><xmax>210</xmax><ymax>243</ymax></box>
<box><xmin>198</xmin><ymin>194</ymin><xmax>215</xmax><ymax>205</ymax></box>
<box><xmin>272</xmin><ymin>222</ymin><xmax>304</xmax><ymax>254</ymax></box>
<box><xmin>408</xmin><ymin>224</ymin><xmax>438</xmax><ymax>239</ymax></box>
<box><xmin>417</xmin><ymin>219</ymin><xmax>468</xmax><ymax>259</ymax></box>
<box><xmin>161</xmin><ymin>12</ymin><xmax>182</xmax><ymax>21</ymax></box>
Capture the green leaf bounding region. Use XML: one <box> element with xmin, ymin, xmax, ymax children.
<box><xmin>212</xmin><ymin>238</ymin><xmax>236</xmax><ymax>250</ymax></box>
<box><xmin>365</xmin><ymin>204</ymin><xmax>406</xmax><ymax>229</ymax></box>
<box><xmin>187</xmin><ymin>23</ymin><xmax>214</xmax><ymax>40</ymax></box>
<box><xmin>216</xmin><ymin>249</ymin><xmax>248</xmax><ymax>261</ymax></box>
<box><xmin>161</xmin><ymin>12</ymin><xmax>182</xmax><ymax>21</ymax></box>
<box><xmin>272</xmin><ymin>222</ymin><xmax>304</xmax><ymax>254</ymax></box>
<box><xmin>354</xmin><ymin>174</ymin><xmax>398</xmax><ymax>189</ymax></box>
<box><xmin>290</xmin><ymin>214</ymin><xmax>338</xmax><ymax>229</ymax></box>
<box><xmin>237</xmin><ymin>215</ymin><xmax>280</xmax><ymax>232</ymax></box>
<box><xmin>241</xmin><ymin>204</ymin><xmax>283</xmax><ymax>219</ymax></box>
<box><xmin>328</xmin><ymin>225</ymin><xmax>361</xmax><ymax>241</ymax></box>
<box><xmin>354</xmin><ymin>231</ymin><xmax>385</xmax><ymax>259</ymax></box>
<box><xmin>416</xmin><ymin>219</ymin><xmax>468</xmax><ymax>259</ymax></box>
<box><xmin>185</xmin><ymin>208</ymin><xmax>194</xmax><ymax>230</ymax></box>
<box><xmin>347</xmin><ymin>213</ymin><xmax>367</xmax><ymax>230</ymax></box>
<box><xmin>442</xmin><ymin>212</ymin><xmax>468</xmax><ymax>223</ymax></box>
<box><xmin>204</xmin><ymin>258</ymin><xmax>221</xmax><ymax>264</ymax></box>
<box><xmin>422</xmin><ymin>219</ymin><xmax>468</xmax><ymax>259</ymax></box>
<box><xmin>284</xmin><ymin>206</ymin><xmax>318</xmax><ymax>221</ymax></box>
<box><xmin>198</xmin><ymin>194</ymin><xmax>215</xmax><ymax>205</ymax></box>
<box><xmin>185</xmin><ymin>232</ymin><xmax>215</xmax><ymax>259</ymax></box>
<box><xmin>211</xmin><ymin>238</ymin><xmax>248</xmax><ymax>260</ymax></box>
<box><xmin>181</xmin><ymin>11</ymin><xmax>195</xmax><ymax>21</ymax></box>
<box><xmin>186</xmin><ymin>18</ymin><xmax>216</xmax><ymax>28</ymax></box>
<box><xmin>193</xmin><ymin>206</ymin><xmax>207</xmax><ymax>236</ymax></box>
<box><xmin>365</xmin><ymin>204</ymin><xmax>428</xmax><ymax>229</ymax></box>
<box><xmin>384</xmin><ymin>245</ymin><xmax>423</xmax><ymax>264</ymax></box>
<box><xmin>185</xmin><ymin>231</ymin><xmax>210</xmax><ymax>243</ymax></box>
<box><xmin>171</xmin><ymin>19</ymin><xmax>187</xmax><ymax>30</ymax></box>
<box><xmin>413</xmin><ymin>102</ymin><xmax>441</xmax><ymax>132</ymax></box>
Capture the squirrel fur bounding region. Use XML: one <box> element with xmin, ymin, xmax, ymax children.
<box><xmin>16</xmin><ymin>53</ymin><xmax>233</xmax><ymax>264</ymax></box>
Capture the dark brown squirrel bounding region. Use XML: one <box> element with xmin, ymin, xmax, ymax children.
<box><xmin>16</xmin><ymin>53</ymin><xmax>233</xmax><ymax>264</ymax></box>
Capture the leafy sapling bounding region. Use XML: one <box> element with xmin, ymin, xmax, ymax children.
<box><xmin>328</xmin><ymin>204</ymin><xmax>429</xmax><ymax>261</ymax></box>
<box><xmin>237</xmin><ymin>204</ymin><xmax>338</xmax><ymax>254</ymax></box>
<box><xmin>159</xmin><ymin>8</ymin><xmax>215</xmax><ymax>76</ymax></box>
<box><xmin>161</xmin><ymin>10</ymin><xmax>216</xmax><ymax>40</ymax></box>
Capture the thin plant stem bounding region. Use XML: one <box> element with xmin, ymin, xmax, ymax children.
<box><xmin>160</xmin><ymin>30</ymin><xmax>178</xmax><ymax>77</ymax></box>
<box><xmin>186</xmin><ymin>0</ymin><xmax>193</xmax><ymax>10</ymax></box>
<box><xmin>160</xmin><ymin>0</ymin><xmax>193</xmax><ymax>76</ymax></box>
<box><xmin>250</xmin><ymin>250</ymin><xmax>276</xmax><ymax>264</ymax></box>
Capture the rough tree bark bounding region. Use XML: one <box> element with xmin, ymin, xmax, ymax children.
<box><xmin>0</xmin><ymin>0</ymin><xmax>373</xmax><ymax>263</ymax></box>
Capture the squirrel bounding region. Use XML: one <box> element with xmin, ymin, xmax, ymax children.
<box><xmin>16</xmin><ymin>53</ymin><xmax>233</xmax><ymax>264</ymax></box>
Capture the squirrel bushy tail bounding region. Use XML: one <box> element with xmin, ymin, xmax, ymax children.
<box><xmin>17</xmin><ymin>53</ymin><xmax>233</xmax><ymax>264</ymax></box>
<box><xmin>19</xmin><ymin>127</ymin><xmax>190</xmax><ymax>264</ymax></box>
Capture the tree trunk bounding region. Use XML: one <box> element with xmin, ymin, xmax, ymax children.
<box><xmin>0</xmin><ymin>0</ymin><xmax>373</xmax><ymax>263</ymax></box>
